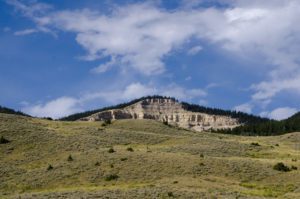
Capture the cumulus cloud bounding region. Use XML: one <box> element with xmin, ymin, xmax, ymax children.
<box><xmin>9</xmin><ymin>0</ymin><xmax>300</xmax><ymax>112</ymax></box>
<box><xmin>90</xmin><ymin>56</ymin><xmax>117</xmax><ymax>74</ymax></box>
<box><xmin>187</xmin><ymin>45</ymin><xmax>202</xmax><ymax>55</ymax></box>
<box><xmin>234</xmin><ymin>103</ymin><xmax>252</xmax><ymax>114</ymax></box>
<box><xmin>22</xmin><ymin>82</ymin><xmax>206</xmax><ymax>118</ymax></box>
<box><xmin>14</xmin><ymin>28</ymin><xmax>38</xmax><ymax>36</ymax></box>
<box><xmin>22</xmin><ymin>97</ymin><xmax>82</xmax><ymax>119</ymax></box>
<box><xmin>260</xmin><ymin>107</ymin><xmax>297</xmax><ymax>120</ymax></box>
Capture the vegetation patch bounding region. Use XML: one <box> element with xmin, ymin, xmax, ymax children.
<box><xmin>47</xmin><ymin>164</ymin><xmax>54</xmax><ymax>171</ymax></box>
<box><xmin>250</xmin><ymin>142</ymin><xmax>260</xmax><ymax>146</ymax></box>
<box><xmin>273</xmin><ymin>162</ymin><xmax>291</xmax><ymax>172</ymax></box>
<box><xmin>0</xmin><ymin>136</ymin><xmax>10</xmax><ymax>144</ymax></box>
<box><xmin>108</xmin><ymin>148</ymin><xmax>115</xmax><ymax>153</ymax></box>
<box><xmin>126</xmin><ymin>147</ymin><xmax>134</xmax><ymax>152</ymax></box>
<box><xmin>67</xmin><ymin>155</ymin><xmax>73</xmax><ymax>161</ymax></box>
<box><xmin>105</xmin><ymin>174</ymin><xmax>119</xmax><ymax>181</ymax></box>
<box><xmin>240</xmin><ymin>183</ymin><xmax>296</xmax><ymax>197</ymax></box>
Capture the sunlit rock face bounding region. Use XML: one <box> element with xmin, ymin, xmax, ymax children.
<box><xmin>80</xmin><ymin>98</ymin><xmax>240</xmax><ymax>132</ymax></box>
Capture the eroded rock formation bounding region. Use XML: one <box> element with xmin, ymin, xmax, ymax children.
<box><xmin>80</xmin><ymin>98</ymin><xmax>240</xmax><ymax>132</ymax></box>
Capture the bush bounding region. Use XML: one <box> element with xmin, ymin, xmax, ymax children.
<box><xmin>0</xmin><ymin>136</ymin><xmax>10</xmax><ymax>144</ymax></box>
<box><xmin>167</xmin><ymin>192</ymin><xmax>174</xmax><ymax>197</ymax></box>
<box><xmin>105</xmin><ymin>174</ymin><xmax>119</xmax><ymax>181</ymax></box>
<box><xmin>95</xmin><ymin>161</ymin><xmax>100</xmax><ymax>166</ymax></box>
<box><xmin>273</xmin><ymin>162</ymin><xmax>290</xmax><ymax>172</ymax></box>
<box><xmin>67</xmin><ymin>155</ymin><xmax>73</xmax><ymax>161</ymax></box>
<box><xmin>47</xmin><ymin>164</ymin><xmax>53</xmax><ymax>171</ymax></box>
<box><xmin>251</xmin><ymin>142</ymin><xmax>260</xmax><ymax>146</ymax></box>
<box><xmin>291</xmin><ymin>166</ymin><xmax>298</xmax><ymax>170</ymax></box>
<box><xmin>102</xmin><ymin>119</ymin><xmax>112</xmax><ymax>126</ymax></box>
<box><xmin>120</xmin><ymin>157</ymin><xmax>128</xmax><ymax>161</ymax></box>
<box><xmin>200</xmin><ymin>153</ymin><xmax>204</xmax><ymax>158</ymax></box>
<box><xmin>127</xmin><ymin>147</ymin><xmax>134</xmax><ymax>152</ymax></box>
<box><xmin>108</xmin><ymin>148</ymin><xmax>115</xmax><ymax>153</ymax></box>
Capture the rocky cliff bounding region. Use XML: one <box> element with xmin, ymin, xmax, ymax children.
<box><xmin>79</xmin><ymin>98</ymin><xmax>240</xmax><ymax>132</ymax></box>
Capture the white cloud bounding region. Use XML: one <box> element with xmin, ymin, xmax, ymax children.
<box><xmin>185</xmin><ymin>76</ymin><xmax>192</xmax><ymax>81</ymax></box>
<box><xmin>198</xmin><ymin>99</ymin><xmax>208</xmax><ymax>106</ymax></box>
<box><xmin>260</xmin><ymin>107</ymin><xmax>297</xmax><ymax>120</ymax></box>
<box><xmin>81</xmin><ymin>82</ymin><xmax>206</xmax><ymax>103</ymax></box>
<box><xmin>14</xmin><ymin>28</ymin><xmax>38</xmax><ymax>36</ymax></box>
<box><xmin>22</xmin><ymin>82</ymin><xmax>206</xmax><ymax>118</ymax></box>
<box><xmin>8</xmin><ymin>0</ymin><xmax>300</xmax><ymax>111</ymax></box>
<box><xmin>187</xmin><ymin>45</ymin><xmax>202</xmax><ymax>55</ymax></box>
<box><xmin>234</xmin><ymin>103</ymin><xmax>252</xmax><ymax>114</ymax></box>
<box><xmin>161</xmin><ymin>84</ymin><xmax>207</xmax><ymax>100</ymax></box>
<box><xmin>90</xmin><ymin>56</ymin><xmax>116</xmax><ymax>74</ymax></box>
<box><xmin>3</xmin><ymin>27</ymin><xmax>11</xmax><ymax>32</ymax></box>
<box><xmin>22</xmin><ymin>97</ymin><xmax>82</xmax><ymax>119</ymax></box>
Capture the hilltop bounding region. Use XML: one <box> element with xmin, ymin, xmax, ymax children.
<box><xmin>0</xmin><ymin>113</ymin><xmax>299</xmax><ymax>198</ymax></box>
<box><xmin>0</xmin><ymin>105</ymin><xmax>29</xmax><ymax>117</ymax></box>
<box><xmin>60</xmin><ymin>96</ymin><xmax>269</xmax><ymax>133</ymax></box>
<box><xmin>60</xmin><ymin>96</ymin><xmax>300</xmax><ymax>136</ymax></box>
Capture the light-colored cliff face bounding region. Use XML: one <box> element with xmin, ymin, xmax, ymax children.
<box><xmin>80</xmin><ymin>98</ymin><xmax>240</xmax><ymax>132</ymax></box>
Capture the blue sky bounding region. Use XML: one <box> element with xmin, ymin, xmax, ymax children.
<box><xmin>1</xmin><ymin>0</ymin><xmax>300</xmax><ymax>119</ymax></box>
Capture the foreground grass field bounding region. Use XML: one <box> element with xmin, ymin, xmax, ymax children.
<box><xmin>0</xmin><ymin>113</ymin><xmax>299</xmax><ymax>198</ymax></box>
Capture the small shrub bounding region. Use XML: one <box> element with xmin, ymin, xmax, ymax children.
<box><xmin>105</xmin><ymin>174</ymin><xmax>119</xmax><ymax>181</ymax></box>
<box><xmin>251</xmin><ymin>142</ymin><xmax>260</xmax><ymax>146</ymax></box>
<box><xmin>167</xmin><ymin>192</ymin><xmax>174</xmax><ymax>197</ymax></box>
<box><xmin>199</xmin><ymin>162</ymin><xmax>205</xmax><ymax>166</ymax></box>
<box><xmin>291</xmin><ymin>166</ymin><xmax>298</xmax><ymax>170</ymax></box>
<box><xmin>102</xmin><ymin>119</ymin><xmax>112</xmax><ymax>127</ymax></box>
<box><xmin>163</xmin><ymin>120</ymin><xmax>169</xmax><ymax>125</ymax></box>
<box><xmin>273</xmin><ymin>162</ymin><xmax>290</xmax><ymax>172</ymax></box>
<box><xmin>110</xmin><ymin>164</ymin><xmax>114</xmax><ymax>168</ymax></box>
<box><xmin>127</xmin><ymin>147</ymin><xmax>134</xmax><ymax>152</ymax></box>
<box><xmin>292</xmin><ymin>158</ymin><xmax>297</xmax><ymax>162</ymax></box>
<box><xmin>108</xmin><ymin>148</ymin><xmax>115</xmax><ymax>153</ymax></box>
<box><xmin>0</xmin><ymin>136</ymin><xmax>10</xmax><ymax>144</ymax></box>
<box><xmin>95</xmin><ymin>161</ymin><xmax>100</xmax><ymax>166</ymax></box>
<box><xmin>146</xmin><ymin>146</ymin><xmax>152</xmax><ymax>153</ymax></box>
<box><xmin>173</xmin><ymin>181</ymin><xmax>178</xmax><ymax>184</ymax></box>
<box><xmin>43</xmin><ymin>117</ymin><xmax>53</xmax><ymax>120</ymax></box>
<box><xmin>120</xmin><ymin>157</ymin><xmax>128</xmax><ymax>161</ymax></box>
<box><xmin>275</xmin><ymin>144</ymin><xmax>279</xmax><ymax>147</ymax></box>
<box><xmin>67</xmin><ymin>155</ymin><xmax>73</xmax><ymax>161</ymax></box>
<box><xmin>200</xmin><ymin>153</ymin><xmax>204</xmax><ymax>158</ymax></box>
<box><xmin>47</xmin><ymin>164</ymin><xmax>53</xmax><ymax>171</ymax></box>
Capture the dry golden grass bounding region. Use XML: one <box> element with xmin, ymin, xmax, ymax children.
<box><xmin>0</xmin><ymin>113</ymin><xmax>299</xmax><ymax>198</ymax></box>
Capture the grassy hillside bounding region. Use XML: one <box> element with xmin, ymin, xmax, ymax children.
<box><xmin>0</xmin><ymin>113</ymin><xmax>299</xmax><ymax>198</ymax></box>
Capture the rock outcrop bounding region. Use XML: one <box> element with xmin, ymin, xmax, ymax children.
<box><xmin>79</xmin><ymin>97</ymin><xmax>240</xmax><ymax>132</ymax></box>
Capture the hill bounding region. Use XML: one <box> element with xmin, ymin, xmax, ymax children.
<box><xmin>0</xmin><ymin>105</ymin><xmax>29</xmax><ymax>117</ymax></box>
<box><xmin>60</xmin><ymin>96</ymin><xmax>269</xmax><ymax>133</ymax></box>
<box><xmin>0</xmin><ymin>113</ymin><xmax>299</xmax><ymax>198</ymax></box>
<box><xmin>60</xmin><ymin>96</ymin><xmax>268</xmax><ymax>124</ymax></box>
<box><xmin>218</xmin><ymin>112</ymin><xmax>300</xmax><ymax>136</ymax></box>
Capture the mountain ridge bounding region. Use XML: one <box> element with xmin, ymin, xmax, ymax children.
<box><xmin>60</xmin><ymin>96</ymin><xmax>268</xmax><ymax>124</ymax></box>
<box><xmin>64</xmin><ymin>96</ymin><xmax>270</xmax><ymax>132</ymax></box>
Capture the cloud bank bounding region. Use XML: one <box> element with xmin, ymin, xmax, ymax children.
<box><xmin>8</xmin><ymin>0</ymin><xmax>300</xmax><ymax>118</ymax></box>
<box><xmin>22</xmin><ymin>82</ymin><xmax>206</xmax><ymax>118</ymax></box>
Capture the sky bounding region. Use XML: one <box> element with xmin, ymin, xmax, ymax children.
<box><xmin>1</xmin><ymin>0</ymin><xmax>300</xmax><ymax>120</ymax></box>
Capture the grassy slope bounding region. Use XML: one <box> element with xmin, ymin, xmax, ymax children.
<box><xmin>0</xmin><ymin>113</ymin><xmax>299</xmax><ymax>199</ymax></box>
